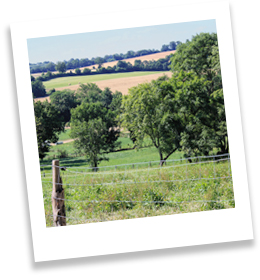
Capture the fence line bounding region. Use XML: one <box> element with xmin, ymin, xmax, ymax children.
<box><xmin>40</xmin><ymin>153</ymin><xmax>230</xmax><ymax>171</ymax></box>
<box><xmin>52</xmin><ymin>196</ymin><xmax>234</xmax><ymax>204</ymax></box>
<box><xmin>41</xmin><ymin>154</ymin><xmax>234</xmax><ymax>226</ymax></box>
<box><xmin>42</xmin><ymin>175</ymin><xmax>231</xmax><ymax>188</ymax></box>
<box><xmin>41</xmin><ymin>156</ymin><xmax>230</xmax><ymax>178</ymax></box>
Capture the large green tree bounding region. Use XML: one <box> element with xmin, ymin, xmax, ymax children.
<box><xmin>122</xmin><ymin>75</ymin><xmax>184</xmax><ymax>164</ymax></box>
<box><xmin>76</xmin><ymin>83</ymin><xmax>102</xmax><ymax>104</ymax></box>
<box><xmin>31</xmin><ymin>79</ymin><xmax>46</xmax><ymax>98</ymax></box>
<box><xmin>50</xmin><ymin>89</ymin><xmax>78</xmax><ymax>124</ymax></box>
<box><xmin>34</xmin><ymin>101</ymin><xmax>64</xmax><ymax>159</ymax></box>
<box><xmin>70</xmin><ymin>100</ymin><xmax>120</xmax><ymax>168</ymax></box>
<box><xmin>170</xmin><ymin>33</ymin><xmax>228</xmax><ymax>156</ymax></box>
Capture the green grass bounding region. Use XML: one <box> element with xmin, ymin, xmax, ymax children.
<box><xmin>57</xmin><ymin>128</ymin><xmax>72</xmax><ymax>141</ymax></box>
<box><xmin>40</xmin><ymin>133</ymin><xmax>234</xmax><ymax>227</ymax></box>
<box><xmin>42</xmin><ymin>131</ymin><xmax>161</xmax><ymax>167</ymax></box>
<box><xmin>41</xmin><ymin>158</ymin><xmax>235</xmax><ymax>227</ymax></box>
<box><xmin>41</xmin><ymin>141</ymin><xmax>184</xmax><ymax>170</ymax></box>
<box><xmin>43</xmin><ymin>71</ymin><xmax>169</xmax><ymax>90</ymax></box>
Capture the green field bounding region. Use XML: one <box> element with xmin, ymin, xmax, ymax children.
<box><xmin>40</xmin><ymin>130</ymin><xmax>234</xmax><ymax>227</ymax></box>
<box><xmin>41</xmin><ymin>136</ymin><xmax>183</xmax><ymax>169</ymax></box>
<box><xmin>56</xmin><ymin>128</ymin><xmax>72</xmax><ymax>141</ymax></box>
<box><xmin>43</xmin><ymin>71</ymin><xmax>169</xmax><ymax>90</ymax></box>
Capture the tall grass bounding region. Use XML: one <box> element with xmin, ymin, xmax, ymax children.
<box><xmin>41</xmin><ymin>157</ymin><xmax>234</xmax><ymax>227</ymax></box>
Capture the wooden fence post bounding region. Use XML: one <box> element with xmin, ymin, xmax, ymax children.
<box><xmin>52</xmin><ymin>159</ymin><xmax>66</xmax><ymax>226</ymax></box>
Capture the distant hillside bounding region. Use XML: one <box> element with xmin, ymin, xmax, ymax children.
<box><xmin>31</xmin><ymin>50</ymin><xmax>176</xmax><ymax>78</ymax></box>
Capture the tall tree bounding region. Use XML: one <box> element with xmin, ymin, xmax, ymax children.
<box><xmin>161</xmin><ymin>44</ymin><xmax>169</xmax><ymax>52</ymax></box>
<box><xmin>34</xmin><ymin>101</ymin><xmax>64</xmax><ymax>159</ymax></box>
<box><xmin>76</xmin><ymin>83</ymin><xmax>102</xmax><ymax>104</ymax></box>
<box><xmin>31</xmin><ymin>79</ymin><xmax>46</xmax><ymax>98</ymax></box>
<box><xmin>70</xmin><ymin>102</ymin><xmax>120</xmax><ymax>167</ymax></box>
<box><xmin>169</xmin><ymin>41</ymin><xmax>177</xmax><ymax>50</ymax></box>
<box><xmin>50</xmin><ymin>89</ymin><xmax>78</xmax><ymax>124</ymax></box>
<box><xmin>122</xmin><ymin>75</ymin><xmax>183</xmax><ymax>165</ymax></box>
<box><xmin>94</xmin><ymin>57</ymin><xmax>104</xmax><ymax>68</ymax></box>
<box><xmin>170</xmin><ymin>33</ymin><xmax>228</xmax><ymax>156</ymax></box>
<box><xmin>55</xmin><ymin>61</ymin><xmax>67</xmax><ymax>73</ymax></box>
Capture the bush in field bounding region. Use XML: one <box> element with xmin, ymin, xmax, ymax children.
<box><xmin>57</xmin><ymin>149</ymin><xmax>69</xmax><ymax>158</ymax></box>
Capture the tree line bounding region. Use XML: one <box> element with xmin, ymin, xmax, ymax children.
<box><xmin>32</xmin><ymin>54</ymin><xmax>173</xmax><ymax>87</ymax></box>
<box><xmin>35</xmin><ymin>33</ymin><xmax>228</xmax><ymax>167</ymax></box>
<box><xmin>29</xmin><ymin>40</ymin><xmax>181</xmax><ymax>74</ymax></box>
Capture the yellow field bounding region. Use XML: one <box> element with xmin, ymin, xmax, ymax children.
<box><xmin>34</xmin><ymin>71</ymin><xmax>172</xmax><ymax>102</ymax></box>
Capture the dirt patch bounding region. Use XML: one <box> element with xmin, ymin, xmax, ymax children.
<box><xmin>34</xmin><ymin>95</ymin><xmax>51</xmax><ymax>102</ymax></box>
<box><xmin>50</xmin><ymin>139</ymin><xmax>75</xmax><ymax>146</ymax></box>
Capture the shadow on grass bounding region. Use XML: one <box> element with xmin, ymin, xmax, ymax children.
<box><xmin>60</xmin><ymin>158</ymin><xmax>88</xmax><ymax>167</ymax></box>
<box><xmin>40</xmin><ymin>157</ymin><xmax>88</xmax><ymax>170</ymax></box>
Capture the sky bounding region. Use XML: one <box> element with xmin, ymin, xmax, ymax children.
<box><xmin>27</xmin><ymin>19</ymin><xmax>217</xmax><ymax>64</ymax></box>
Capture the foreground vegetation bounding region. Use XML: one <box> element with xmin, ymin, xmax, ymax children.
<box><xmin>41</xmin><ymin>157</ymin><xmax>234</xmax><ymax>227</ymax></box>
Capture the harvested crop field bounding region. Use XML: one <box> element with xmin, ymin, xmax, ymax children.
<box><xmin>34</xmin><ymin>71</ymin><xmax>172</xmax><ymax>102</ymax></box>
<box><xmin>31</xmin><ymin>50</ymin><xmax>176</xmax><ymax>78</ymax></box>
<box><xmin>43</xmin><ymin>71</ymin><xmax>167</xmax><ymax>89</ymax></box>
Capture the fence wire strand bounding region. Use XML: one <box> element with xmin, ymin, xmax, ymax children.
<box><xmin>41</xmin><ymin>154</ymin><xmax>234</xmax><ymax>225</ymax></box>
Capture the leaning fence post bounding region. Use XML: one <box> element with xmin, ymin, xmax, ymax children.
<box><xmin>52</xmin><ymin>159</ymin><xmax>66</xmax><ymax>226</ymax></box>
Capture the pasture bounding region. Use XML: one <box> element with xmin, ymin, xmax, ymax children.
<box><xmin>41</xmin><ymin>155</ymin><xmax>234</xmax><ymax>227</ymax></box>
<box><xmin>40</xmin><ymin>130</ymin><xmax>234</xmax><ymax>227</ymax></box>
<box><xmin>41</xmin><ymin>133</ymin><xmax>182</xmax><ymax>168</ymax></box>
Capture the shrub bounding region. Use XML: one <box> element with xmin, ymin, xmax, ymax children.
<box><xmin>57</xmin><ymin>149</ymin><xmax>69</xmax><ymax>158</ymax></box>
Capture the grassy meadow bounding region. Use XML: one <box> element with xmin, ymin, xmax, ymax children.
<box><xmin>40</xmin><ymin>130</ymin><xmax>234</xmax><ymax>227</ymax></box>
<box><xmin>42</xmin><ymin>156</ymin><xmax>234</xmax><ymax>227</ymax></box>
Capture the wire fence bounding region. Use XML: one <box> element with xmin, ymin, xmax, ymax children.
<box><xmin>41</xmin><ymin>153</ymin><xmax>235</xmax><ymax>226</ymax></box>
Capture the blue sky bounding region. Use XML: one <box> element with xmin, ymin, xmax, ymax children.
<box><xmin>27</xmin><ymin>19</ymin><xmax>216</xmax><ymax>64</ymax></box>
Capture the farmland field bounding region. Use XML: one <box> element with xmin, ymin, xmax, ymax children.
<box><xmin>35</xmin><ymin>71</ymin><xmax>172</xmax><ymax>102</ymax></box>
<box><xmin>43</xmin><ymin>71</ymin><xmax>171</xmax><ymax>90</ymax></box>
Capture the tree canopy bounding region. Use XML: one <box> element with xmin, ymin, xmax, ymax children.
<box><xmin>70</xmin><ymin>83</ymin><xmax>122</xmax><ymax>167</ymax></box>
<box><xmin>31</xmin><ymin>79</ymin><xmax>46</xmax><ymax>98</ymax></box>
<box><xmin>123</xmin><ymin>32</ymin><xmax>228</xmax><ymax>160</ymax></box>
<box><xmin>34</xmin><ymin>101</ymin><xmax>64</xmax><ymax>159</ymax></box>
<box><xmin>170</xmin><ymin>32</ymin><xmax>227</xmax><ymax>156</ymax></box>
<box><xmin>50</xmin><ymin>89</ymin><xmax>78</xmax><ymax>124</ymax></box>
<box><xmin>70</xmin><ymin>101</ymin><xmax>120</xmax><ymax>168</ymax></box>
<box><xmin>55</xmin><ymin>61</ymin><xmax>67</xmax><ymax>73</ymax></box>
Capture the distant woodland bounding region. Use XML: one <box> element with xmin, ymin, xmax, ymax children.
<box><xmin>29</xmin><ymin>40</ymin><xmax>182</xmax><ymax>74</ymax></box>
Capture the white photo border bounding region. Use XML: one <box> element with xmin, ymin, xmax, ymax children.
<box><xmin>11</xmin><ymin>1</ymin><xmax>253</xmax><ymax>262</ymax></box>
